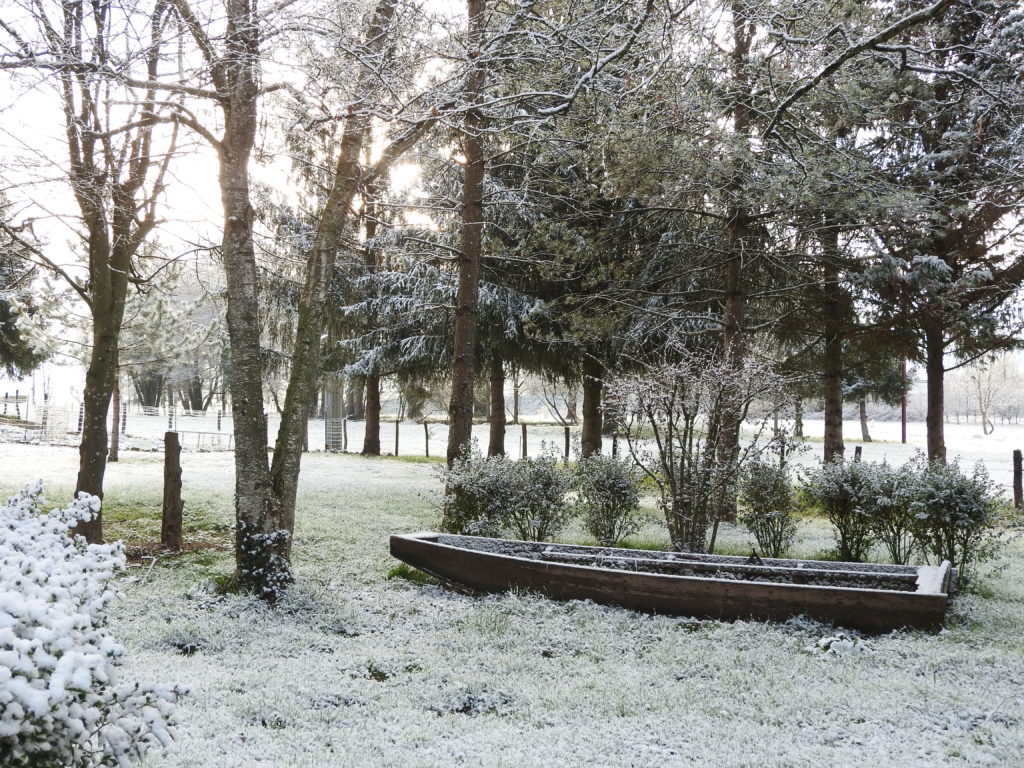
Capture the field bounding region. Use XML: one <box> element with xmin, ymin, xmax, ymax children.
<box><xmin>2</xmin><ymin>439</ymin><xmax>1023</xmax><ymax>767</ymax></box>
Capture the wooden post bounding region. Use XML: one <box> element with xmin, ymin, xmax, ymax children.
<box><xmin>394</xmin><ymin>419</ymin><xmax>400</xmax><ymax>456</ymax></box>
<box><xmin>521</xmin><ymin>423</ymin><xmax>527</xmax><ymax>459</ymax></box>
<box><xmin>342</xmin><ymin>417</ymin><xmax>348</xmax><ymax>452</ymax></box>
<box><xmin>161</xmin><ymin>431</ymin><xmax>183</xmax><ymax>551</ymax></box>
<box><xmin>612</xmin><ymin>432</ymin><xmax>618</xmax><ymax>457</ymax></box>
<box><xmin>424</xmin><ymin>422</ymin><xmax>430</xmax><ymax>458</ymax></box>
<box><xmin>564</xmin><ymin>426</ymin><xmax>570</xmax><ymax>461</ymax></box>
<box><xmin>854</xmin><ymin>445</ymin><xmax>862</xmax><ymax>462</ymax></box>
<box><xmin>1014</xmin><ymin>449</ymin><xmax>1022</xmax><ymax>509</ymax></box>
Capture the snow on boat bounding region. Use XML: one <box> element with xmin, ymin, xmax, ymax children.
<box><xmin>389</xmin><ymin>532</ymin><xmax>953</xmax><ymax>632</ymax></box>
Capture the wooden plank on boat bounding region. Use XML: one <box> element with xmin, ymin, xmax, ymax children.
<box><xmin>389</xmin><ymin>533</ymin><xmax>951</xmax><ymax>633</ymax></box>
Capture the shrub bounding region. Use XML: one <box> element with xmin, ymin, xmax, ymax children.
<box><xmin>908</xmin><ymin>460</ymin><xmax>1003</xmax><ymax>577</ymax></box>
<box><xmin>574</xmin><ymin>454</ymin><xmax>643</xmax><ymax>547</ymax></box>
<box><xmin>502</xmin><ymin>451</ymin><xmax>573</xmax><ymax>541</ymax></box>
<box><xmin>864</xmin><ymin>460</ymin><xmax>918</xmax><ymax>564</ymax></box>
<box><xmin>0</xmin><ymin>482</ymin><xmax>185</xmax><ymax>768</ymax></box>
<box><xmin>439</xmin><ymin>448</ymin><xmax>572</xmax><ymax>541</ymax></box>
<box><xmin>738</xmin><ymin>460</ymin><xmax>798</xmax><ymax>558</ymax></box>
<box><xmin>801</xmin><ymin>460</ymin><xmax>876</xmax><ymax>562</ymax></box>
<box><xmin>439</xmin><ymin>450</ymin><xmax>516</xmax><ymax>537</ymax></box>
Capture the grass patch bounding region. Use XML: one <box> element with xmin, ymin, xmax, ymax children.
<box><xmin>386</xmin><ymin>562</ymin><xmax>438</xmax><ymax>585</ymax></box>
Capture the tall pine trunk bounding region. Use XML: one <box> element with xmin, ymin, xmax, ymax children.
<box><xmin>580</xmin><ymin>357</ymin><xmax>603</xmax><ymax>457</ymax></box>
<box><xmin>924</xmin><ymin>314</ymin><xmax>947</xmax><ymax>462</ymax></box>
<box><xmin>487</xmin><ymin>352</ymin><xmax>505</xmax><ymax>456</ymax></box>
<box><xmin>821</xmin><ymin>246</ymin><xmax>845</xmax><ymax>463</ymax></box>
<box><xmin>446</xmin><ymin>0</ymin><xmax>487</xmax><ymax>466</ymax></box>
<box><xmin>362</xmin><ymin>374</ymin><xmax>382</xmax><ymax>455</ymax></box>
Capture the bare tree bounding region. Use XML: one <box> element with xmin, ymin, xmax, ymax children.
<box><xmin>1</xmin><ymin>0</ymin><xmax>177</xmax><ymax>541</ymax></box>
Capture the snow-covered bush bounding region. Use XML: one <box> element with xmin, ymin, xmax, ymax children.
<box><xmin>800</xmin><ymin>460</ymin><xmax>876</xmax><ymax>562</ymax></box>
<box><xmin>502</xmin><ymin>451</ymin><xmax>572</xmax><ymax>541</ymax></box>
<box><xmin>863</xmin><ymin>460</ymin><xmax>919</xmax><ymax>564</ymax></box>
<box><xmin>908</xmin><ymin>460</ymin><xmax>1003</xmax><ymax>576</ymax></box>
<box><xmin>574</xmin><ymin>454</ymin><xmax>643</xmax><ymax>547</ymax></box>
<box><xmin>0</xmin><ymin>482</ymin><xmax>184</xmax><ymax>768</ymax></box>
<box><xmin>738</xmin><ymin>460</ymin><xmax>798</xmax><ymax>558</ymax></box>
<box><xmin>439</xmin><ymin>448</ymin><xmax>572</xmax><ymax>541</ymax></box>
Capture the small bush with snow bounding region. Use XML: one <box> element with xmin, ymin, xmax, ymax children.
<box><xmin>574</xmin><ymin>454</ymin><xmax>643</xmax><ymax>547</ymax></box>
<box><xmin>738</xmin><ymin>460</ymin><xmax>799</xmax><ymax>558</ymax></box>
<box><xmin>0</xmin><ymin>482</ymin><xmax>184</xmax><ymax>768</ymax></box>
<box><xmin>439</xmin><ymin>446</ymin><xmax>572</xmax><ymax>541</ymax></box>
<box><xmin>800</xmin><ymin>460</ymin><xmax>877</xmax><ymax>562</ymax></box>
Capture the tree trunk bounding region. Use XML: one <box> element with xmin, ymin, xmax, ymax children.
<box><xmin>109</xmin><ymin>376</ymin><xmax>120</xmax><ymax>464</ymax></box>
<box><xmin>821</xmin><ymin>240</ymin><xmax>845</xmax><ymax>463</ymax></box>
<box><xmin>446</xmin><ymin>0</ymin><xmax>487</xmax><ymax>466</ymax></box>
<box><xmin>217</xmin><ymin>0</ymin><xmax>291</xmax><ymax>600</ymax></box>
<box><xmin>581</xmin><ymin>357</ymin><xmax>603</xmax><ymax>457</ymax></box>
<box><xmin>794</xmin><ymin>395</ymin><xmax>803</xmax><ymax>438</ymax></box>
<box><xmin>859</xmin><ymin>398</ymin><xmax>872</xmax><ymax>442</ymax></box>
<box><xmin>924</xmin><ymin>314</ymin><xmax>947</xmax><ymax>463</ymax></box>
<box><xmin>488</xmin><ymin>352</ymin><xmax>505</xmax><ymax>456</ymax></box>
<box><xmin>362</xmin><ymin>373</ymin><xmax>382</xmax><ymax>455</ymax></box>
<box><xmin>348</xmin><ymin>376</ymin><xmax>365</xmax><ymax>419</ymax></box>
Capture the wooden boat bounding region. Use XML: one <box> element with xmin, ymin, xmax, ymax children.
<box><xmin>389</xmin><ymin>532</ymin><xmax>953</xmax><ymax>632</ymax></box>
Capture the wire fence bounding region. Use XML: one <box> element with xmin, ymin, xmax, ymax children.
<box><xmin>0</xmin><ymin>396</ymin><xmax>587</xmax><ymax>459</ymax></box>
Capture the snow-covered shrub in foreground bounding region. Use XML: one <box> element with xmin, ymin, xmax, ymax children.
<box><xmin>0</xmin><ymin>482</ymin><xmax>185</xmax><ymax>768</ymax></box>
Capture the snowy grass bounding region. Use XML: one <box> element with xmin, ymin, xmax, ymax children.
<box><xmin>2</xmin><ymin>442</ymin><xmax>1023</xmax><ymax>767</ymax></box>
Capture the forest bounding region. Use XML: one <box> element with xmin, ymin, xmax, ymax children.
<box><xmin>3</xmin><ymin>0</ymin><xmax>1021</xmax><ymax>595</ymax></box>
<box><xmin>1</xmin><ymin>1</ymin><xmax>1023</xmax><ymax>765</ymax></box>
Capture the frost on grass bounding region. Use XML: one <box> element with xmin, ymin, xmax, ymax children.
<box><xmin>0</xmin><ymin>482</ymin><xmax>185</xmax><ymax>768</ymax></box>
<box><xmin>5</xmin><ymin>449</ymin><xmax>1024</xmax><ymax>767</ymax></box>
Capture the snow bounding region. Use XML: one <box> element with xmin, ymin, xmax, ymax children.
<box><xmin>0</xmin><ymin>440</ymin><xmax>1022</xmax><ymax>767</ymax></box>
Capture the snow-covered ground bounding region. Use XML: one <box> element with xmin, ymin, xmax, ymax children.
<box><xmin>1</xmin><ymin>442</ymin><xmax>1022</xmax><ymax>767</ymax></box>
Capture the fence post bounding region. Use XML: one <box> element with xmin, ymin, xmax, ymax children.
<box><xmin>521</xmin><ymin>423</ymin><xmax>527</xmax><ymax>459</ymax></box>
<box><xmin>564</xmin><ymin>426</ymin><xmax>570</xmax><ymax>462</ymax></box>
<box><xmin>612</xmin><ymin>432</ymin><xmax>618</xmax><ymax>457</ymax></box>
<box><xmin>77</xmin><ymin>403</ymin><xmax>84</xmax><ymax>433</ymax></box>
<box><xmin>217</xmin><ymin>411</ymin><xmax>222</xmax><ymax>432</ymax></box>
<box><xmin>424</xmin><ymin>422</ymin><xmax>430</xmax><ymax>458</ymax></box>
<box><xmin>161</xmin><ymin>431</ymin><xmax>183</xmax><ymax>551</ymax></box>
<box><xmin>342</xmin><ymin>417</ymin><xmax>348</xmax><ymax>452</ymax></box>
<box><xmin>854</xmin><ymin>446</ymin><xmax>862</xmax><ymax>462</ymax></box>
<box><xmin>1014</xmin><ymin>449</ymin><xmax>1022</xmax><ymax>509</ymax></box>
<box><xmin>15</xmin><ymin>389</ymin><xmax>19</xmax><ymax>418</ymax></box>
<box><xmin>394</xmin><ymin>419</ymin><xmax>400</xmax><ymax>456</ymax></box>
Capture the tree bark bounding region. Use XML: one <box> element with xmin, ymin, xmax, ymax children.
<box><xmin>924</xmin><ymin>313</ymin><xmax>947</xmax><ymax>462</ymax></box>
<box><xmin>216</xmin><ymin>0</ymin><xmax>291</xmax><ymax>600</ymax></box>
<box><xmin>446</xmin><ymin>0</ymin><xmax>487</xmax><ymax>466</ymax></box>
<box><xmin>859</xmin><ymin>398</ymin><xmax>872</xmax><ymax>442</ymax></box>
<box><xmin>109</xmin><ymin>376</ymin><xmax>121</xmax><ymax>463</ymax></box>
<box><xmin>487</xmin><ymin>351</ymin><xmax>506</xmax><ymax>456</ymax></box>
<box><xmin>362</xmin><ymin>373</ymin><xmax>382</xmax><ymax>455</ymax></box>
<box><xmin>581</xmin><ymin>357</ymin><xmax>603</xmax><ymax>457</ymax></box>
<box><xmin>821</xmin><ymin>238</ymin><xmax>845</xmax><ymax>463</ymax></box>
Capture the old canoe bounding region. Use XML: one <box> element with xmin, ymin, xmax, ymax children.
<box><xmin>389</xmin><ymin>532</ymin><xmax>953</xmax><ymax>632</ymax></box>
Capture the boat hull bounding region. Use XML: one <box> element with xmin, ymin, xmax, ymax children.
<box><xmin>389</xmin><ymin>533</ymin><xmax>952</xmax><ymax>633</ymax></box>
